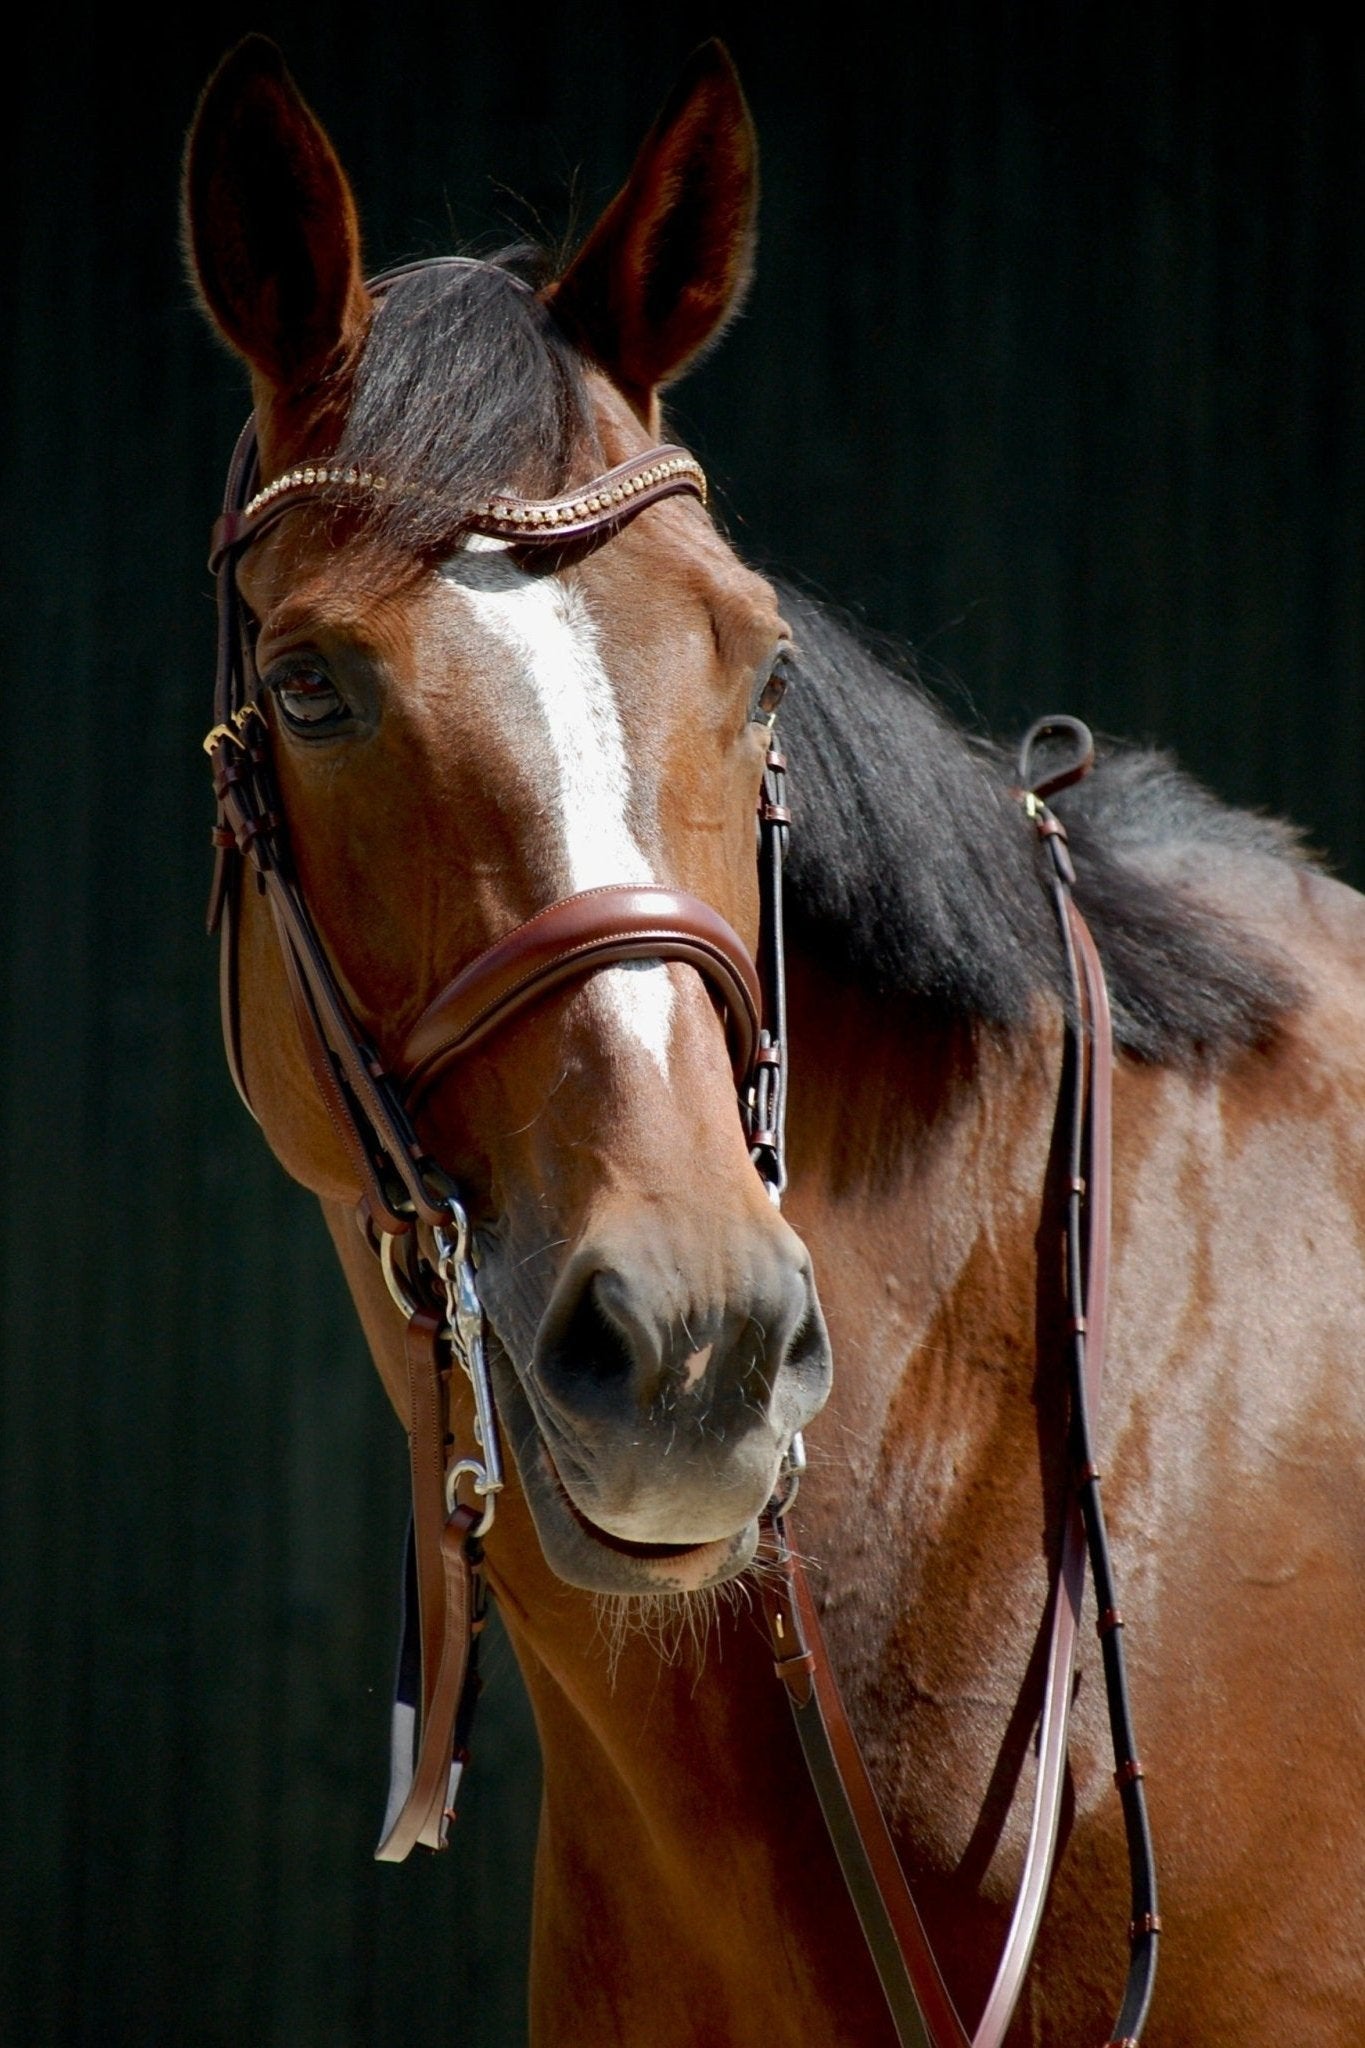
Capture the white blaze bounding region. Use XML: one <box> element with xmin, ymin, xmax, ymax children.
<box><xmin>442</xmin><ymin>543</ymin><xmax>675</xmax><ymax>1070</ymax></box>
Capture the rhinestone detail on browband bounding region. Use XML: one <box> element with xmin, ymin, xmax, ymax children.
<box><xmin>241</xmin><ymin>452</ymin><xmax>707</xmax><ymax>527</ymax></box>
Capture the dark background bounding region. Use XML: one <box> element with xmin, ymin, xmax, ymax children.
<box><xmin>4</xmin><ymin>4</ymin><xmax>1362</xmax><ymax>2043</ymax></box>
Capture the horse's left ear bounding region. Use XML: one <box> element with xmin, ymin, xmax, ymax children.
<box><xmin>545</xmin><ymin>41</ymin><xmax>757</xmax><ymax>428</ymax></box>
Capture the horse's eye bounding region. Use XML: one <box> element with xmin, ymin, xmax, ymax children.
<box><xmin>271</xmin><ymin>663</ymin><xmax>348</xmax><ymax>732</ymax></box>
<box><xmin>754</xmin><ymin>646</ymin><xmax>793</xmax><ymax>721</ymax></box>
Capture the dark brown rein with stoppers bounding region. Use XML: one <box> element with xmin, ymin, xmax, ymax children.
<box><xmin>203</xmin><ymin>259</ymin><xmax>1156</xmax><ymax>2045</ymax></box>
<box><xmin>756</xmin><ymin>718</ymin><xmax>1159</xmax><ymax>2048</ymax></box>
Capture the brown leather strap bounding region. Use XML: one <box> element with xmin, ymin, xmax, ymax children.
<box><xmin>757</xmin><ymin>795</ymin><xmax>1139</xmax><ymax>2048</ymax></box>
<box><xmin>970</xmin><ymin>889</ymin><xmax>1113</xmax><ymax>2044</ymax></box>
<box><xmin>404</xmin><ymin>1308</ymin><xmax>453</xmax><ymax>1720</ymax></box>
<box><xmin>373</xmin><ymin>1517</ymin><xmax>476</xmax><ymax>1860</ymax></box>
<box><xmin>1070</xmin><ymin>899</ymin><xmax>1112</xmax><ymax>1379</ymax></box>
<box><xmin>1018</xmin><ymin>724</ymin><xmax>1157</xmax><ymax>2042</ymax></box>
<box><xmin>1068</xmin><ymin>897</ymin><xmax>1159</xmax><ymax>2045</ymax></box>
<box><xmin>759</xmin><ymin>1519</ymin><xmax>969</xmax><ymax>2048</ymax></box>
<box><xmin>374</xmin><ymin>1310</ymin><xmax>479</xmax><ymax>1861</ymax></box>
<box><xmin>397</xmin><ymin>885</ymin><xmax>761</xmax><ymax>1105</ymax></box>
<box><xmin>270</xmin><ymin>897</ymin><xmax>411</xmax><ymax>1228</ymax></box>
<box><xmin>221</xmin><ymin>820</ymin><xmax>448</xmax><ymax>1225</ymax></box>
<box><xmin>216</xmin><ymin>852</ymin><xmax>254</xmax><ymax>1120</ymax></box>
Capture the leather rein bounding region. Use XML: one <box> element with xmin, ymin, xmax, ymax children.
<box><xmin>203</xmin><ymin>259</ymin><xmax>1156</xmax><ymax>2045</ymax></box>
<box><xmin>756</xmin><ymin>721</ymin><xmax>1159</xmax><ymax>2048</ymax></box>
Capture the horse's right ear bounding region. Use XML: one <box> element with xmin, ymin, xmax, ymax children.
<box><xmin>182</xmin><ymin>36</ymin><xmax>370</xmax><ymax>399</ymax></box>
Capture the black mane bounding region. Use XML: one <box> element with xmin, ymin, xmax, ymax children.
<box><xmin>777</xmin><ymin>590</ymin><xmax>1305</xmax><ymax>1063</ymax></box>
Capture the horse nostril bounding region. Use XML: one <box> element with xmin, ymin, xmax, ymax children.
<box><xmin>784</xmin><ymin>1283</ymin><xmax>830</xmax><ymax>1384</ymax></box>
<box><xmin>771</xmin><ymin>1276</ymin><xmax>833</xmax><ymax>1422</ymax></box>
<box><xmin>536</xmin><ymin>1271</ymin><xmax>648</xmax><ymax>1421</ymax></box>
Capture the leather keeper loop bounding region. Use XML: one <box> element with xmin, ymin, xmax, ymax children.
<box><xmin>1114</xmin><ymin>1757</ymin><xmax>1144</xmax><ymax>1787</ymax></box>
<box><xmin>774</xmin><ymin>1648</ymin><xmax>816</xmax><ymax>1681</ymax></box>
<box><xmin>234</xmin><ymin>813</ymin><xmax>276</xmax><ymax>851</ymax></box>
<box><xmin>1128</xmin><ymin>1914</ymin><xmax>1162</xmax><ymax>1941</ymax></box>
<box><xmin>1097</xmin><ymin>1606</ymin><xmax>1124</xmax><ymax>1636</ymax></box>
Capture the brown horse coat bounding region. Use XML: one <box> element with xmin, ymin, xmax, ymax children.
<box><xmin>185</xmin><ymin>36</ymin><xmax>1365</xmax><ymax>2046</ymax></box>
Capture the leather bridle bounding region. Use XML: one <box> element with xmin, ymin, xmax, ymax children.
<box><xmin>203</xmin><ymin>260</ymin><xmax>1156</xmax><ymax>2045</ymax></box>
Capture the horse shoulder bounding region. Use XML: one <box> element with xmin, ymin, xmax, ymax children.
<box><xmin>1089</xmin><ymin>848</ymin><xmax>1365</xmax><ymax>2039</ymax></box>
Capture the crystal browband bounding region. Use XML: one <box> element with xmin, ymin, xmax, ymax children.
<box><xmin>241</xmin><ymin>447</ymin><xmax>708</xmax><ymax>538</ymax></box>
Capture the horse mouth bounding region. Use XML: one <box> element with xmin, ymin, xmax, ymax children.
<box><xmin>544</xmin><ymin>1454</ymin><xmax>762</xmax><ymax>1591</ymax></box>
<box><xmin>489</xmin><ymin>1347</ymin><xmax>764</xmax><ymax>1595</ymax></box>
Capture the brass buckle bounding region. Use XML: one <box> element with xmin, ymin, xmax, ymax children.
<box><xmin>202</xmin><ymin>702</ymin><xmax>263</xmax><ymax>756</ymax></box>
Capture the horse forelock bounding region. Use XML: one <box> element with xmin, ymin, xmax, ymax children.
<box><xmin>328</xmin><ymin>253</ymin><xmax>596</xmax><ymax>547</ymax></box>
<box><xmin>776</xmin><ymin>587</ymin><xmax>1306</xmax><ymax>1066</ymax></box>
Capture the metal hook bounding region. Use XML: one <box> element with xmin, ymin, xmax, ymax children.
<box><xmin>434</xmin><ymin>1201</ymin><xmax>504</xmax><ymax>1538</ymax></box>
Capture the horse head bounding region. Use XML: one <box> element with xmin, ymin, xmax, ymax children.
<box><xmin>183</xmin><ymin>36</ymin><xmax>832</xmax><ymax>1596</ymax></box>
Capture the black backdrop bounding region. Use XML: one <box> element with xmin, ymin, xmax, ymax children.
<box><xmin>5</xmin><ymin>5</ymin><xmax>1362</xmax><ymax>2044</ymax></box>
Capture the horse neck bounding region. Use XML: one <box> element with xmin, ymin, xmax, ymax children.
<box><xmin>782</xmin><ymin>943</ymin><xmax>1064</xmax><ymax>1458</ymax></box>
<box><xmin>489</xmin><ymin>1499</ymin><xmax>901</xmax><ymax>2041</ymax></box>
<box><xmin>490</xmin><ymin>950</ymin><xmax>1069</xmax><ymax>2034</ymax></box>
<box><xmin>778</xmin><ymin>947</ymin><xmax>1070</xmax><ymax>1755</ymax></box>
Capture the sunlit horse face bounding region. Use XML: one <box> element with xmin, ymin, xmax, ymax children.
<box><xmin>186</xmin><ymin>38</ymin><xmax>832</xmax><ymax>1593</ymax></box>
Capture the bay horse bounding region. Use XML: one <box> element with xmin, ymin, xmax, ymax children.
<box><xmin>184</xmin><ymin>35</ymin><xmax>1365</xmax><ymax>2047</ymax></box>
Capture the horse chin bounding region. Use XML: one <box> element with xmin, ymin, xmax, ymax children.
<box><xmin>489</xmin><ymin>1348</ymin><xmax>766</xmax><ymax>1596</ymax></box>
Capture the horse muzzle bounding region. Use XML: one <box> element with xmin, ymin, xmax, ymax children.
<box><xmin>484</xmin><ymin>1210</ymin><xmax>832</xmax><ymax>1593</ymax></box>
